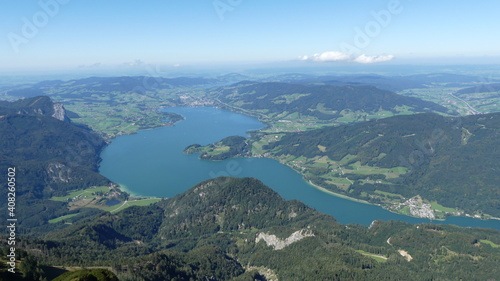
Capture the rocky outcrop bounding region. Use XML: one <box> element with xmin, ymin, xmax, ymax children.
<box><xmin>47</xmin><ymin>162</ymin><xmax>72</xmax><ymax>183</ymax></box>
<box><xmin>52</xmin><ymin>102</ymin><xmax>69</xmax><ymax>122</ymax></box>
<box><xmin>245</xmin><ymin>266</ymin><xmax>278</xmax><ymax>281</ymax></box>
<box><xmin>398</xmin><ymin>249</ymin><xmax>413</xmax><ymax>261</ymax></box>
<box><xmin>1</xmin><ymin>96</ymin><xmax>70</xmax><ymax>122</ymax></box>
<box><xmin>255</xmin><ymin>229</ymin><xmax>314</xmax><ymax>250</ymax></box>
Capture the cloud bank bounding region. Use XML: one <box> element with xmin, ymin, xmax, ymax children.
<box><xmin>300</xmin><ymin>51</ymin><xmax>394</xmax><ymax>64</ymax></box>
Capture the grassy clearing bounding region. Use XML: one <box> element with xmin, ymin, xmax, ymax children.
<box><xmin>251</xmin><ymin>134</ymin><xmax>283</xmax><ymax>154</ymax></box>
<box><xmin>314</xmin><ymin>156</ymin><xmax>331</xmax><ymax>164</ymax></box>
<box><xmin>399</xmin><ymin>206</ymin><xmax>411</xmax><ymax>216</ymax></box>
<box><xmin>49</xmin><ymin>213</ymin><xmax>79</xmax><ymax>224</ymax></box>
<box><xmin>51</xmin><ymin>186</ymin><xmax>110</xmax><ymax>202</ymax></box>
<box><xmin>317</xmin><ymin>145</ymin><xmax>327</xmax><ymax>152</ymax></box>
<box><xmin>213</xmin><ymin>146</ymin><xmax>230</xmax><ymax>153</ymax></box>
<box><xmin>105</xmin><ymin>198</ymin><xmax>162</xmax><ymax>213</ymax></box>
<box><xmin>50</xmin><ymin>186</ymin><xmax>160</xmax><ymax>215</ymax></box>
<box><xmin>347</xmin><ymin>161</ymin><xmax>408</xmax><ymax>178</ymax></box>
<box><xmin>339</xmin><ymin>154</ymin><xmax>357</xmax><ymax>165</ymax></box>
<box><xmin>309</xmin><ymin>160</ymin><xmax>329</xmax><ymax>169</ymax></box>
<box><xmin>430</xmin><ymin>201</ymin><xmax>458</xmax><ymax>213</ymax></box>
<box><xmin>251</xmin><ymin>141</ymin><xmax>266</xmax><ymax>154</ymax></box>
<box><xmin>355</xmin><ymin>250</ymin><xmax>387</xmax><ymax>262</ymax></box>
<box><xmin>325</xmin><ymin>176</ymin><xmax>352</xmax><ymax>185</ymax></box>
<box><xmin>325</xmin><ymin>177</ymin><xmax>352</xmax><ymax>191</ymax></box>
<box><xmin>480</xmin><ymin>240</ymin><xmax>500</xmax><ymax>248</ymax></box>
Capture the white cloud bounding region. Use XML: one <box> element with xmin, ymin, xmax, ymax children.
<box><xmin>354</xmin><ymin>54</ymin><xmax>395</xmax><ymax>64</ymax></box>
<box><xmin>300</xmin><ymin>51</ymin><xmax>395</xmax><ymax>64</ymax></box>
<box><xmin>300</xmin><ymin>51</ymin><xmax>350</xmax><ymax>62</ymax></box>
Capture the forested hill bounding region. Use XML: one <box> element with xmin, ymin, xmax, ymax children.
<box><xmin>456</xmin><ymin>83</ymin><xmax>500</xmax><ymax>96</ymax></box>
<box><xmin>16</xmin><ymin>177</ymin><xmax>500</xmax><ymax>281</ymax></box>
<box><xmin>263</xmin><ymin>112</ymin><xmax>500</xmax><ymax>217</ymax></box>
<box><xmin>0</xmin><ymin>96</ymin><xmax>109</xmax><ymax>230</ymax></box>
<box><xmin>215</xmin><ymin>82</ymin><xmax>451</xmax><ymax>120</ymax></box>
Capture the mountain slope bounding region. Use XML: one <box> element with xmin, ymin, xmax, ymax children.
<box><xmin>220</xmin><ymin>82</ymin><xmax>449</xmax><ymax>115</ymax></box>
<box><xmin>0</xmin><ymin>96</ymin><xmax>110</xmax><ymax>231</ymax></box>
<box><xmin>17</xmin><ymin>177</ymin><xmax>500</xmax><ymax>281</ymax></box>
<box><xmin>0</xmin><ymin>96</ymin><xmax>109</xmax><ymax>197</ymax></box>
<box><xmin>211</xmin><ymin>82</ymin><xmax>452</xmax><ymax>131</ymax></box>
<box><xmin>262</xmin><ymin>112</ymin><xmax>500</xmax><ymax>217</ymax></box>
<box><xmin>456</xmin><ymin>83</ymin><xmax>500</xmax><ymax>96</ymax></box>
<box><xmin>0</xmin><ymin>95</ymin><xmax>71</xmax><ymax>122</ymax></box>
<box><xmin>156</xmin><ymin>177</ymin><xmax>328</xmax><ymax>239</ymax></box>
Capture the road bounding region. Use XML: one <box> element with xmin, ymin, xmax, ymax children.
<box><xmin>448</xmin><ymin>92</ymin><xmax>480</xmax><ymax>114</ymax></box>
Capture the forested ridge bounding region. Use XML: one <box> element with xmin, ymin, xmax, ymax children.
<box><xmin>4</xmin><ymin>177</ymin><xmax>500</xmax><ymax>280</ymax></box>
<box><xmin>0</xmin><ymin>96</ymin><xmax>110</xmax><ymax>233</ymax></box>
<box><xmin>214</xmin><ymin>82</ymin><xmax>451</xmax><ymax>119</ymax></box>
<box><xmin>456</xmin><ymin>83</ymin><xmax>500</xmax><ymax>95</ymax></box>
<box><xmin>263</xmin><ymin>112</ymin><xmax>500</xmax><ymax>217</ymax></box>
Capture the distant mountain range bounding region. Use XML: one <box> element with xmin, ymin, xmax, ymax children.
<box><xmin>263</xmin><ymin>73</ymin><xmax>489</xmax><ymax>91</ymax></box>
<box><xmin>4</xmin><ymin>76</ymin><xmax>219</xmax><ymax>99</ymax></box>
<box><xmin>5</xmin><ymin>72</ymin><xmax>490</xmax><ymax>98</ymax></box>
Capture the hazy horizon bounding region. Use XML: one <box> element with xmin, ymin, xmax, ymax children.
<box><xmin>2</xmin><ymin>0</ymin><xmax>500</xmax><ymax>72</ymax></box>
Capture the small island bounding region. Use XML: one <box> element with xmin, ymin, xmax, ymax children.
<box><xmin>184</xmin><ymin>135</ymin><xmax>250</xmax><ymax>160</ymax></box>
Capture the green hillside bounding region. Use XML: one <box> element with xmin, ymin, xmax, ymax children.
<box><xmin>260</xmin><ymin>112</ymin><xmax>500</xmax><ymax>218</ymax></box>
<box><xmin>10</xmin><ymin>177</ymin><xmax>500</xmax><ymax>281</ymax></box>
<box><xmin>0</xmin><ymin>96</ymin><xmax>111</xmax><ymax>233</ymax></box>
<box><xmin>211</xmin><ymin>82</ymin><xmax>452</xmax><ymax>131</ymax></box>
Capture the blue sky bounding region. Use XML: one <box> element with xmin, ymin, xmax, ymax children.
<box><xmin>1</xmin><ymin>0</ymin><xmax>500</xmax><ymax>71</ymax></box>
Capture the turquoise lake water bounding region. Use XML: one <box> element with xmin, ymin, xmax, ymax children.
<box><xmin>99</xmin><ymin>107</ymin><xmax>500</xmax><ymax>230</ymax></box>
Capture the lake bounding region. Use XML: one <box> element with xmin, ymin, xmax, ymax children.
<box><xmin>99</xmin><ymin>107</ymin><xmax>500</xmax><ymax>230</ymax></box>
